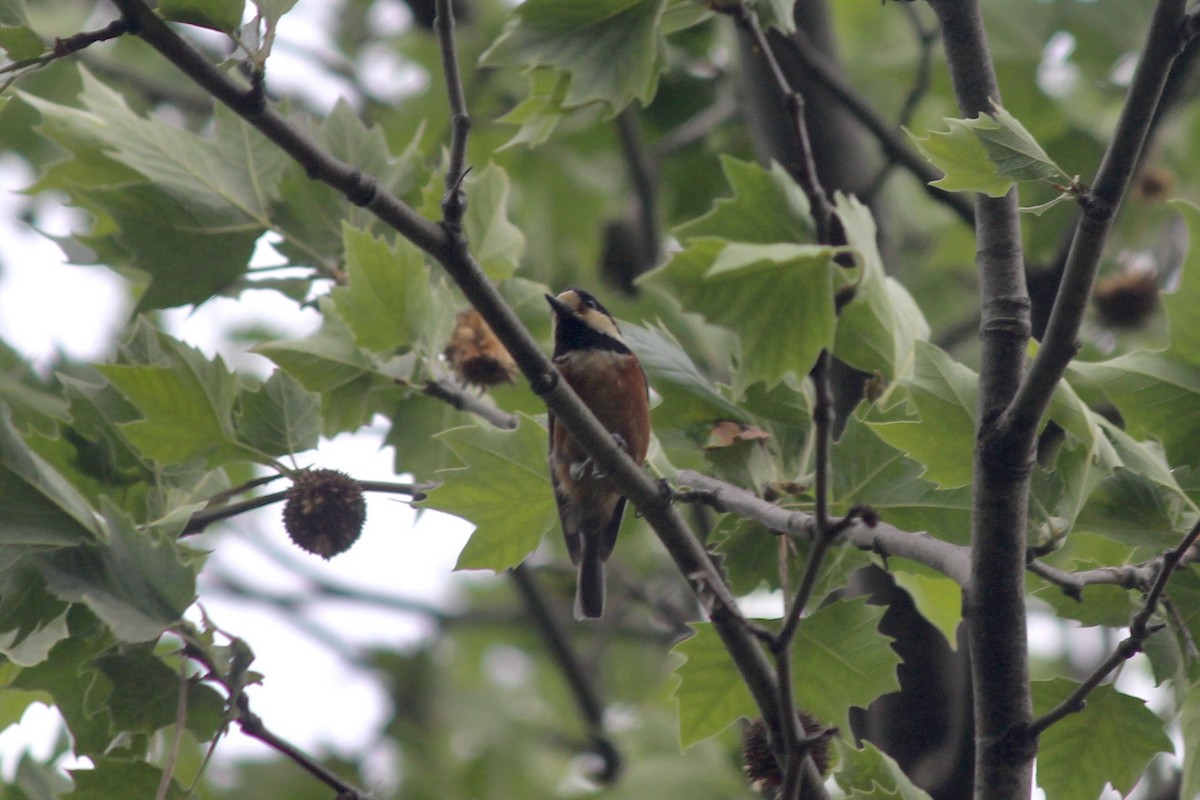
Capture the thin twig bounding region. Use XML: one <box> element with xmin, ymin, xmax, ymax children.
<box><xmin>614</xmin><ymin>108</ymin><xmax>661</xmax><ymax>269</ymax></box>
<box><xmin>1028</xmin><ymin>519</ymin><xmax>1200</xmax><ymax>736</ymax></box>
<box><xmin>652</xmin><ymin>87</ymin><xmax>738</xmax><ymax>157</ymax></box>
<box><xmin>421</xmin><ymin>378</ymin><xmax>519</xmax><ymax>429</ymax></box>
<box><xmin>435</xmin><ymin>0</ymin><xmax>471</xmax><ymax>231</ymax></box>
<box><xmin>0</xmin><ymin>17</ymin><xmax>129</xmax><ymax>91</ymax></box>
<box><xmin>236</xmin><ymin>696</ymin><xmax>376</xmax><ymax>800</ymax></box>
<box><xmin>783</xmin><ymin>26</ymin><xmax>973</xmax><ymax>227</ymax></box>
<box><xmin>181</xmin><ymin>480</ymin><xmax>430</xmax><ymax>536</ymax></box>
<box><xmin>510</xmin><ymin>565</ymin><xmax>622</xmax><ymax>784</ymax></box>
<box><xmin>716</xmin><ymin>2</ymin><xmax>834</xmax><ymax>243</ymax></box>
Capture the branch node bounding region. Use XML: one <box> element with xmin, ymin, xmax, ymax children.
<box><xmin>530</xmin><ymin>368</ymin><xmax>559</xmax><ymax>397</ymax></box>
<box><xmin>346</xmin><ymin>170</ymin><xmax>379</xmax><ymax>207</ymax></box>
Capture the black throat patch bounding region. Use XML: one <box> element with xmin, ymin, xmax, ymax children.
<box><xmin>553</xmin><ymin>313</ymin><xmax>631</xmax><ymax>358</ymax></box>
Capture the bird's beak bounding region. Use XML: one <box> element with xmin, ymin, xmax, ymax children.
<box><xmin>545</xmin><ymin>293</ymin><xmax>570</xmax><ymax>317</ymax></box>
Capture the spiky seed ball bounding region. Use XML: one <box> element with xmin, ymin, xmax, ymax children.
<box><xmin>444</xmin><ymin>308</ymin><xmax>517</xmax><ymax>388</ymax></box>
<box><xmin>283</xmin><ymin>468</ymin><xmax>366</xmax><ymax>559</ymax></box>
<box><xmin>742</xmin><ymin>710</ymin><xmax>832</xmax><ymax>799</ymax></box>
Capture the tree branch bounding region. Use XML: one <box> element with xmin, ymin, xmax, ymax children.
<box><xmin>420</xmin><ymin>377</ymin><xmax>519</xmax><ymax>430</ymax></box>
<box><xmin>510</xmin><ymin>565</ymin><xmax>622</xmax><ymax>784</ymax></box>
<box><xmin>1005</xmin><ymin>0</ymin><xmax>1191</xmax><ymax>440</ymax></box>
<box><xmin>614</xmin><ymin>107</ymin><xmax>662</xmax><ymax>270</ymax></box>
<box><xmin>673</xmin><ymin>469</ymin><xmax>971</xmax><ymax>586</ymax></box>
<box><xmin>1028</xmin><ymin>519</ymin><xmax>1200</xmax><ymax>737</ymax></box>
<box><xmin>784</xmin><ymin>25</ymin><xmax>974</xmax><ymax>227</ymax></box>
<box><xmin>923</xmin><ymin>1</ymin><xmax>1036</xmax><ymax>795</ymax></box>
<box><xmin>0</xmin><ymin>17</ymin><xmax>130</xmax><ymax>91</ymax></box>
<box><xmin>108</xmin><ymin>0</ymin><xmax>790</xmax><ymax>771</ymax></box>
<box><xmin>435</xmin><ymin>0</ymin><xmax>471</xmax><ymax>231</ymax></box>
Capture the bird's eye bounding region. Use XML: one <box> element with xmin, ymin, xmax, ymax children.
<box><xmin>582</xmin><ymin>296</ymin><xmax>599</xmax><ymax>310</ymax></box>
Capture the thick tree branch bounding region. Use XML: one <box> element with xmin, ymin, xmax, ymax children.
<box><xmin>614</xmin><ymin>108</ymin><xmax>662</xmax><ymax>270</ymax></box>
<box><xmin>1005</xmin><ymin>0</ymin><xmax>1191</xmax><ymax>439</ymax></box>
<box><xmin>925</xmin><ymin>0</ymin><xmax>1035</xmax><ymax>797</ymax></box>
<box><xmin>108</xmin><ymin>0</ymin><xmax>788</xmax><ymax>769</ymax></box>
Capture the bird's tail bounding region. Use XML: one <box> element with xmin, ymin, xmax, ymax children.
<box><xmin>574</xmin><ymin>534</ymin><xmax>605</xmax><ymax>619</ymax></box>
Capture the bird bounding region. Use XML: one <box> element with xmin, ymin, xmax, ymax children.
<box><xmin>545</xmin><ymin>288</ymin><xmax>651</xmax><ymax>619</ymax></box>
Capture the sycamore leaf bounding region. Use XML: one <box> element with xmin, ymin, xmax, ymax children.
<box><xmin>675</xmin><ymin>157</ymin><xmax>815</xmax><ymax>245</ymax></box>
<box><xmin>235</xmin><ymin>370</ymin><xmax>321</xmax><ymax>457</ymax></box>
<box><xmin>835</xmin><ymin>740</ymin><xmax>933</xmax><ymax>799</ymax></box>
<box><xmin>891</xmin><ymin>569</ymin><xmax>961</xmax><ymax>650</ymax></box>
<box><xmin>0</xmin><ymin>559</ymin><xmax>70</xmax><ymax>667</ymax></box>
<box><xmin>481</xmin><ymin>0</ymin><xmax>668</xmax><ymax>114</ymax></box>
<box><xmin>94</xmin><ymin>649</ymin><xmax>223</xmax><ymax>738</ymax></box>
<box><xmin>254</xmin><ymin>300</ymin><xmax>394</xmax><ymax>436</ymax></box>
<box><xmin>759</xmin><ymin>0</ymin><xmax>798</xmax><ymax>34</ymax></box>
<box><xmin>907</xmin><ymin>103</ymin><xmax>1070</xmax><ymax>198</ymax></box>
<box><xmin>1182</xmin><ymin>680</ymin><xmax>1200</xmax><ymax>800</ymax></box>
<box><xmin>832</xmin><ymin>194</ymin><xmax>929</xmax><ymax>382</ymax></box>
<box><xmin>0</xmin><ymin>0</ymin><xmax>43</xmax><ymax>60</ymax></box>
<box><xmin>642</xmin><ymin>239</ymin><xmax>838</xmax><ymax>388</ymax></box>
<box><xmin>621</xmin><ymin>322</ymin><xmax>747</xmax><ymax>428</ymax></box>
<box><xmin>832</xmin><ymin>415</ymin><xmax>972</xmax><ymax>545</ymax></box>
<box><xmin>34</xmin><ymin>502</ymin><xmax>196</xmax><ymax>643</ymax></box>
<box><xmin>866</xmin><ymin>342</ymin><xmax>977</xmax><ymax>489</ymax></box>
<box><xmin>464</xmin><ymin>163</ymin><xmax>525</xmax><ymax>280</ymax></box>
<box><xmin>1032</xmin><ymin>679</ymin><xmax>1171</xmax><ymax>800</ymax></box>
<box><xmin>0</xmin><ymin>406</ymin><xmax>103</xmax><ymax>546</ymax></box>
<box><xmin>1163</xmin><ymin>201</ymin><xmax>1200</xmax><ymax>367</ymax></box>
<box><xmin>423</xmin><ymin>417</ymin><xmax>558</xmax><ymax>572</ymax></box>
<box><xmin>1073</xmin><ymin>352</ymin><xmax>1200</xmax><ymax>469</ymax></box>
<box><xmin>160</xmin><ymin>0</ymin><xmax>244</xmax><ymax>32</ymax></box>
<box><xmin>331</xmin><ymin>225</ymin><xmax>431</xmax><ymax>353</ymax></box>
<box><xmin>495</xmin><ymin>68</ymin><xmax>570</xmax><ymax>149</ymax></box>
<box><xmin>68</xmin><ymin>759</ymin><xmax>186</xmax><ymax>800</ymax></box>
<box><xmin>672</xmin><ymin>599</ymin><xmax>899</xmax><ymax>747</ymax></box>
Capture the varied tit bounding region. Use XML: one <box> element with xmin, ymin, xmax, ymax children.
<box><xmin>546</xmin><ymin>288</ymin><xmax>651</xmax><ymax>619</ymax></box>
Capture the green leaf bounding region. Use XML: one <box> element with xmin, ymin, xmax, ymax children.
<box><xmin>834</xmin><ymin>739</ymin><xmax>932</xmax><ymax>799</ymax></box>
<box><xmin>0</xmin><ymin>0</ymin><xmax>43</xmax><ymax>60</ymax></box>
<box><xmin>1031</xmin><ymin>679</ymin><xmax>1171</xmax><ymax>800</ymax></box>
<box><xmin>482</xmin><ymin>0</ymin><xmax>668</xmax><ymax>114</ymax></box>
<box><xmin>34</xmin><ymin>503</ymin><xmax>196</xmax><ymax>643</ymax></box>
<box><xmin>236</xmin><ymin>370</ymin><xmax>321</xmax><ymax>457</ymax></box>
<box><xmin>832</xmin><ymin>194</ymin><xmax>929</xmax><ymax>382</ymax></box>
<box><xmin>24</xmin><ymin>73</ymin><xmax>285</xmax><ymax>310</ymax></box>
<box><xmin>98</xmin><ymin>342</ymin><xmax>246</xmax><ymax>467</ymax></box>
<box><xmin>788</xmin><ymin>597</ymin><xmax>900</xmax><ymax>734</ymax></box>
<box><xmin>866</xmin><ymin>342</ymin><xmax>978</xmax><ymax>489</ymax></box>
<box><xmin>908</xmin><ymin>103</ymin><xmax>1071</xmax><ymax>200</ymax></box>
<box><xmin>463</xmin><ymin>163</ymin><xmax>525</xmax><ymax>280</ymax></box>
<box><xmin>621</xmin><ymin>322</ymin><xmax>746</xmax><ymax>428</ymax></box>
<box><xmin>0</xmin><ymin>406</ymin><xmax>103</xmax><ymax>546</ymax></box>
<box><xmin>95</xmin><ymin>649</ymin><xmax>223</xmax><ymax>739</ymax></box>
<box><xmin>67</xmin><ymin>759</ymin><xmax>185</xmax><ymax>800</ymax></box>
<box><xmin>675</xmin><ymin>157</ymin><xmax>814</xmax><ymax>245</ymax></box>
<box><xmin>832</xmin><ymin>415</ymin><xmax>972</xmax><ymax>545</ymax></box>
<box><xmin>891</xmin><ymin>569</ymin><xmax>961</xmax><ymax>650</ymax></box>
<box><xmin>1182</xmin><ymin>679</ymin><xmax>1200</xmax><ymax>800</ymax></box>
<box><xmin>423</xmin><ymin>417</ymin><xmax>558</xmax><ymax>572</ymax></box>
<box><xmin>759</xmin><ymin>0</ymin><xmax>798</xmax><ymax>34</ymax></box>
<box><xmin>159</xmin><ymin>0</ymin><xmax>245</xmax><ymax>32</ymax></box>
<box><xmin>254</xmin><ymin>299</ymin><xmax>395</xmax><ymax>435</ymax></box>
<box><xmin>673</xmin><ymin>599</ymin><xmax>899</xmax><ymax>747</ymax></box>
<box><xmin>1162</xmin><ymin>200</ymin><xmax>1200</xmax><ymax>367</ymax></box>
<box><xmin>331</xmin><ymin>225</ymin><xmax>431</xmax><ymax>353</ymax></box>
<box><xmin>0</xmin><ymin>559</ymin><xmax>70</xmax><ymax>667</ymax></box>
<box><xmin>670</xmin><ymin>622</ymin><xmax>755</xmax><ymax>749</ymax></box>
<box><xmin>1073</xmin><ymin>352</ymin><xmax>1200</xmax><ymax>469</ymax></box>
<box><xmin>642</xmin><ymin>239</ymin><xmax>838</xmax><ymax>388</ymax></box>
<box><xmin>494</xmin><ymin>68</ymin><xmax>569</xmax><ymax>149</ymax></box>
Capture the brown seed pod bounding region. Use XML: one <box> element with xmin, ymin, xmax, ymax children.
<box><xmin>1093</xmin><ymin>270</ymin><xmax>1159</xmax><ymax>329</ymax></box>
<box><xmin>282</xmin><ymin>468</ymin><xmax>366</xmax><ymax>559</ymax></box>
<box><xmin>444</xmin><ymin>308</ymin><xmax>517</xmax><ymax>388</ymax></box>
<box><xmin>742</xmin><ymin>710</ymin><xmax>833</xmax><ymax>799</ymax></box>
